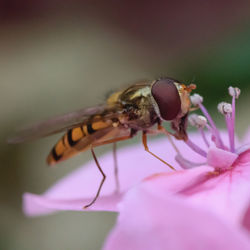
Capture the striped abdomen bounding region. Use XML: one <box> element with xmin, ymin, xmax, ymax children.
<box><xmin>47</xmin><ymin>120</ymin><xmax>111</xmax><ymax>165</ymax></box>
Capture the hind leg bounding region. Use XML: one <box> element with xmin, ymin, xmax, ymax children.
<box><xmin>84</xmin><ymin>147</ymin><xmax>106</xmax><ymax>209</ymax></box>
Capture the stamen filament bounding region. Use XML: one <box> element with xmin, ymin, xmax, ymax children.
<box><xmin>199</xmin><ymin>128</ymin><xmax>210</xmax><ymax>147</ymax></box>
<box><xmin>199</xmin><ymin>103</ymin><xmax>225</xmax><ymax>150</ymax></box>
<box><xmin>204</xmin><ymin>123</ymin><xmax>221</xmax><ymax>148</ymax></box>
<box><xmin>227</xmin><ymin>86</ymin><xmax>240</xmax><ymax>152</ymax></box>
<box><xmin>231</xmin><ymin>95</ymin><xmax>236</xmax><ymax>152</ymax></box>
<box><xmin>175</xmin><ymin>154</ymin><xmax>206</xmax><ymax>169</ymax></box>
<box><xmin>225</xmin><ymin>114</ymin><xmax>234</xmax><ymax>152</ymax></box>
<box><xmin>185</xmin><ymin>139</ymin><xmax>207</xmax><ymax>158</ymax></box>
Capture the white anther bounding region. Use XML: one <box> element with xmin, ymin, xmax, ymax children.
<box><xmin>190</xmin><ymin>93</ymin><xmax>203</xmax><ymax>106</ymax></box>
<box><xmin>188</xmin><ymin>114</ymin><xmax>198</xmax><ymax>127</ymax></box>
<box><xmin>196</xmin><ymin>115</ymin><xmax>207</xmax><ymax>127</ymax></box>
<box><xmin>228</xmin><ymin>86</ymin><xmax>241</xmax><ymax>99</ymax></box>
<box><xmin>217</xmin><ymin>102</ymin><xmax>232</xmax><ymax>115</ymax></box>
<box><xmin>188</xmin><ymin>114</ymin><xmax>207</xmax><ymax>128</ymax></box>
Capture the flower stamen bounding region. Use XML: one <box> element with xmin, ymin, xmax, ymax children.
<box><xmin>185</xmin><ymin>139</ymin><xmax>207</xmax><ymax>158</ymax></box>
<box><xmin>170</xmin><ymin>86</ymin><xmax>241</xmax><ymax>170</ymax></box>
<box><xmin>175</xmin><ymin>154</ymin><xmax>206</xmax><ymax>169</ymax></box>
<box><xmin>228</xmin><ymin>87</ymin><xmax>241</xmax><ymax>153</ymax></box>
<box><xmin>217</xmin><ymin>102</ymin><xmax>232</xmax><ymax>115</ymax></box>
<box><xmin>218</xmin><ymin>101</ymin><xmax>234</xmax><ymax>152</ymax></box>
<box><xmin>189</xmin><ymin>114</ymin><xmax>210</xmax><ymax>148</ymax></box>
<box><xmin>190</xmin><ymin>93</ymin><xmax>225</xmax><ymax>150</ymax></box>
<box><xmin>199</xmin><ymin>128</ymin><xmax>210</xmax><ymax>148</ymax></box>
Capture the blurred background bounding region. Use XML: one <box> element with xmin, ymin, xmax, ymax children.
<box><xmin>1</xmin><ymin>1</ymin><xmax>250</xmax><ymax>249</ymax></box>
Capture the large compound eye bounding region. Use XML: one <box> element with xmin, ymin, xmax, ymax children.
<box><xmin>151</xmin><ymin>78</ymin><xmax>181</xmax><ymax>120</ymax></box>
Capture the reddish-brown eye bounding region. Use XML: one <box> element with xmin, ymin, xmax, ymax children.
<box><xmin>151</xmin><ymin>78</ymin><xmax>181</xmax><ymax>120</ymax></box>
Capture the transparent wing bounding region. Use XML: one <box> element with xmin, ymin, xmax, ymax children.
<box><xmin>8</xmin><ymin>104</ymin><xmax>123</xmax><ymax>143</ymax></box>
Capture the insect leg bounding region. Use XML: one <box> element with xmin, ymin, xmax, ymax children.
<box><xmin>93</xmin><ymin>132</ymin><xmax>134</xmax><ymax>193</ymax></box>
<box><xmin>145</xmin><ymin>125</ymin><xmax>180</xmax><ymax>155</ymax></box>
<box><xmin>84</xmin><ymin>147</ymin><xmax>106</xmax><ymax>209</ymax></box>
<box><xmin>113</xmin><ymin>142</ymin><xmax>120</xmax><ymax>193</ymax></box>
<box><xmin>142</xmin><ymin>131</ymin><xmax>176</xmax><ymax>170</ymax></box>
<box><xmin>157</xmin><ymin>124</ymin><xmax>180</xmax><ymax>155</ymax></box>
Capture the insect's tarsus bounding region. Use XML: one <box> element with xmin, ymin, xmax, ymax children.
<box><xmin>84</xmin><ymin>147</ymin><xmax>106</xmax><ymax>209</ymax></box>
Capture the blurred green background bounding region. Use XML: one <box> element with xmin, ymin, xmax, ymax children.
<box><xmin>1</xmin><ymin>1</ymin><xmax>250</xmax><ymax>249</ymax></box>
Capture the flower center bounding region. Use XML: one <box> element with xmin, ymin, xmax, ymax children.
<box><xmin>174</xmin><ymin>86</ymin><xmax>241</xmax><ymax>170</ymax></box>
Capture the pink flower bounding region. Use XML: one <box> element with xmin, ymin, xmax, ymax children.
<box><xmin>104</xmin><ymin>185</ymin><xmax>250</xmax><ymax>250</ymax></box>
<box><xmin>23</xmin><ymin>87</ymin><xmax>250</xmax><ymax>249</ymax></box>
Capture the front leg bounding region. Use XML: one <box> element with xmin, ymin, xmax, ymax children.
<box><xmin>142</xmin><ymin>131</ymin><xmax>176</xmax><ymax>170</ymax></box>
<box><xmin>171</xmin><ymin>113</ymin><xmax>189</xmax><ymax>141</ymax></box>
<box><xmin>146</xmin><ymin>124</ymin><xmax>180</xmax><ymax>155</ymax></box>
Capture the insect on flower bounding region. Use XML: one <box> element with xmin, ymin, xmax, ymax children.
<box><xmin>8</xmin><ymin>78</ymin><xmax>196</xmax><ymax>208</ymax></box>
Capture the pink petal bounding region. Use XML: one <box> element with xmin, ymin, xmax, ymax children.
<box><xmin>104</xmin><ymin>186</ymin><xmax>250</xmax><ymax>250</ymax></box>
<box><xmin>141</xmin><ymin>150</ymin><xmax>250</xmax><ymax>226</ymax></box>
<box><xmin>24</xmin><ymin>130</ymin><xmax>213</xmax><ymax>216</ymax></box>
<box><xmin>23</xmin><ymin>193</ymin><xmax>123</xmax><ymax>216</ymax></box>
<box><xmin>143</xmin><ymin>165</ymin><xmax>213</xmax><ymax>194</ymax></box>
<box><xmin>23</xmin><ymin>135</ymin><xmax>185</xmax><ymax>216</ymax></box>
<box><xmin>237</xmin><ymin>149</ymin><xmax>250</xmax><ymax>232</ymax></box>
<box><xmin>242</xmin><ymin>204</ymin><xmax>250</xmax><ymax>232</ymax></box>
<box><xmin>22</xmin><ymin>130</ymin><xmax>249</xmax><ymax>217</ymax></box>
<box><xmin>207</xmin><ymin>147</ymin><xmax>238</xmax><ymax>170</ymax></box>
<box><xmin>238</xmin><ymin>148</ymin><xmax>250</xmax><ymax>164</ymax></box>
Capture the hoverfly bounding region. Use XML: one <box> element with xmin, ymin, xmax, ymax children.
<box><xmin>8</xmin><ymin>78</ymin><xmax>196</xmax><ymax>208</ymax></box>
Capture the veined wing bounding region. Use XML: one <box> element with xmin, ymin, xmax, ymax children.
<box><xmin>8</xmin><ymin>104</ymin><xmax>123</xmax><ymax>144</ymax></box>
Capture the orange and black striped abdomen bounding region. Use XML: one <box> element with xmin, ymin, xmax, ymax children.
<box><xmin>47</xmin><ymin>120</ymin><xmax>112</xmax><ymax>165</ymax></box>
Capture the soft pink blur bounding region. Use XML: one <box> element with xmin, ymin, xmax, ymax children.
<box><xmin>104</xmin><ymin>186</ymin><xmax>250</xmax><ymax>250</ymax></box>
<box><xmin>23</xmin><ymin>123</ymin><xmax>250</xmax><ymax>249</ymax></box>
